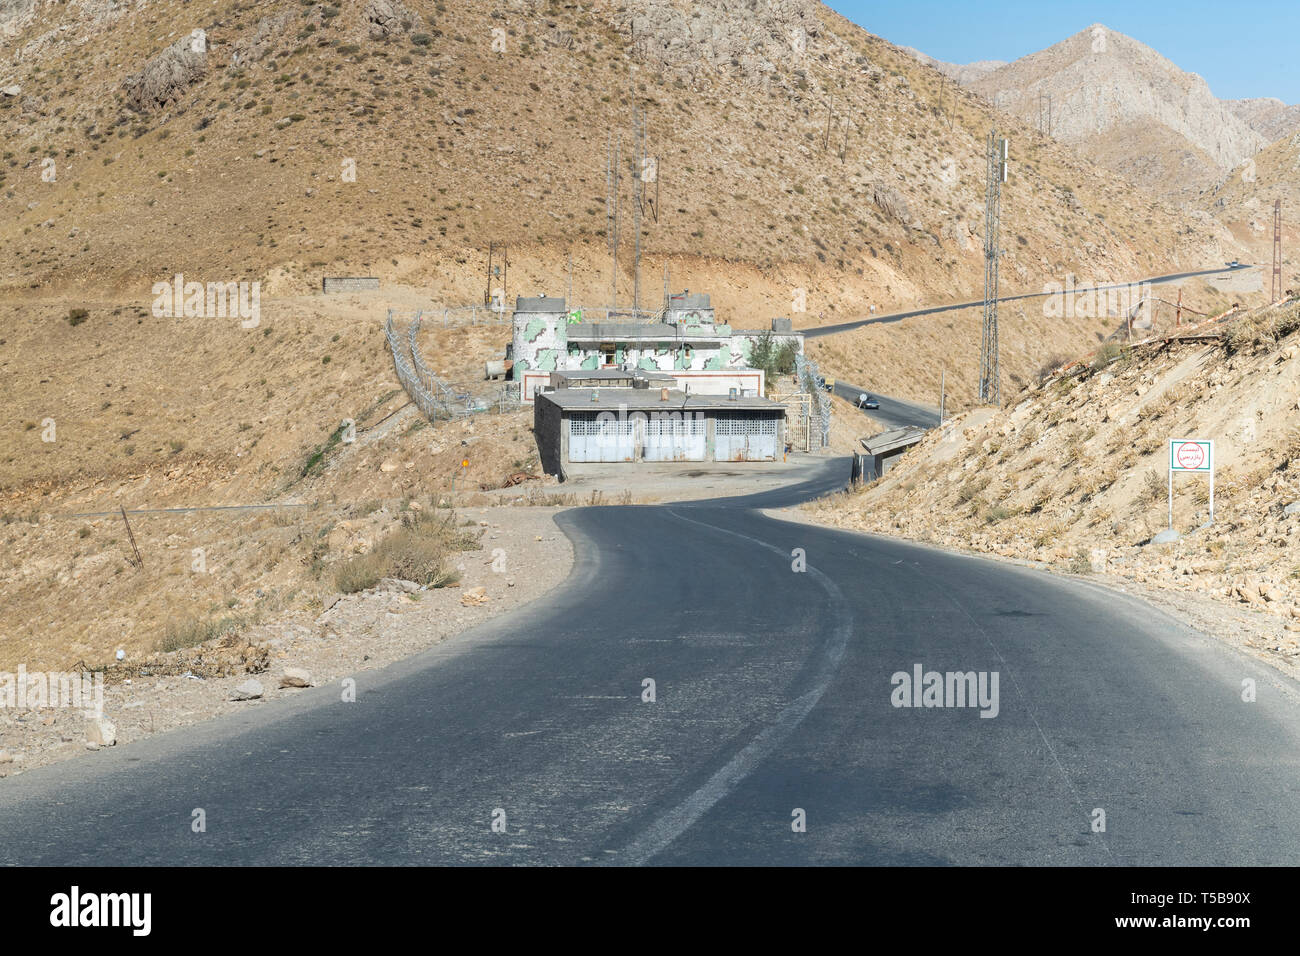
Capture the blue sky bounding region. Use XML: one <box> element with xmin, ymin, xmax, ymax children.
<box><xmin>824</xmin><ymin>0</ymin><xmax>1299</xmax><ymax>103</ymax></box>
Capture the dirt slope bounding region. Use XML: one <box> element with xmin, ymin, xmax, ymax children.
<box><xmin>806</xmin><ymin>298</ymin><xmax>1300</xmax><ymax>672</ymax></box>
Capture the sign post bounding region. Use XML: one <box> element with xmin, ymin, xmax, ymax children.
<box><xmin>1168</xmin><ymin>439</ymin><xmax>1214</xmax><ymax>530</ymax></box>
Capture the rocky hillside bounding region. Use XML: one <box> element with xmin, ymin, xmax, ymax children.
<box><xmin>0</xmin><ymin>2</ymin><xmax>1234</xmax><ymax>312</ymax></box>
<box><xmin>1206</xmin><ymin>129</ymin><xmax>1300</xmax><ymax>284</ymax></box>
<box><xmin>1225</xmin><ymin>97</ymin><xmax>1300</xmax><ymax>144</ymax></box>
<box><xmin>930</xmin><ymin>24</ymin><xmax>1267</xmax><ymax>202</ymax></box>
<box><xmin>807</xmin><ymin>296</ymin><xmax>1300</xmax><ymax>671</ymax></box>
<box><xmin>899</xmin><ymin>46</ymin><xmax>1003</xmax><ymax>85</ymax></box>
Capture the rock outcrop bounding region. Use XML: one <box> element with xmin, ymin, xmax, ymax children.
<box><xmin>122</xmin><ymin>33</ymin><xmax>208</xmax><ymax>113</ymax></box>
<box><xmin>365</xmin><ymin>0</ymin><xmax>416</xmax><ymax>40</ymax></box>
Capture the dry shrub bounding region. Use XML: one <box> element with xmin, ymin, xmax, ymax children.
<box><xmin>333</xmin><ymin>511</ymin><xmax>477</xmax><ymax>593</ymax></box>
<box><xmin>1142</xmin><ymin>468</ymin><xmax>1165</xmax><ymax>502</ymax></box>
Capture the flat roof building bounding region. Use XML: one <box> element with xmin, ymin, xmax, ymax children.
<box><xmin>533</xmin><ymin>385</ymin><xmax>787</xmax><ymax>476</ymax></box>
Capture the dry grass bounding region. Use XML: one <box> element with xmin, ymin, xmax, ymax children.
<box><xmin>333</xmin><ymin>511</ymin><xmax>479</xmax><ymax>594</ymax></box>
<box><xmin>159</xmin><ymin>612</ymin><xmax>248</xmax><ymax>653</ymax></box>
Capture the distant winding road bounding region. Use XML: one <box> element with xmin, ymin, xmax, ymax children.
<box><xmin>808</xmin><ymin>264</ymin><xmax>1249</xmax><ymax>432</ymax></box>
<box><xmin>803</xmin><ymin>263</ymin><xmax>1249</xmax><ymax>339</ymax></box>
<box><xmin>2</xmin><ymin>458</ymin><xmax>1298</xmax><ymax>866</ymax></box>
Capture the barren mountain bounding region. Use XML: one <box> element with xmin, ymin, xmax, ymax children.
<box><xmin>899</xmin><ymin>46</ymin><xmax>1004</xmax><ymax>85</ymax></box>
<box><xmin>0</xmin><ymin>2</ymin><xmax>1234</xmax><ymax>312</ymax></box>
<box><xmin>1224</xmin><ymin>97</ymin><xmax>1300</xmax><ymax>145</ymax></box>
<box><xmin>960</xmin><ymin>24</ymin><xmax>1266</xmax><ymax>202</ymax></box>
<box><xmin>807</xmin><ymin>297</ymin><xmax>1300</xmax><ymax>674</ymax></box>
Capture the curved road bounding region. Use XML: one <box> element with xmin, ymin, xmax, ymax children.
<box><xmin>831</xmin><ymin>381</ymin><xmax>940</xmax><ymax>430</ymax></box>
<box><xmin>2</xmin><ymin>459</ymin><xmax>1298</xmax><ymax>865</ymax></box>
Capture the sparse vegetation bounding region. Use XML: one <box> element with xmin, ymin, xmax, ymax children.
<box><xmin>333</xmin><ymin>511</ymin><xmax>478</xmax><ymax>594</ymax></box>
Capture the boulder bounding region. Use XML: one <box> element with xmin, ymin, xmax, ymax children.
<box><xmin>231</xmin><ymin>679</ymin><xmax>264</xmax><ymax>701</ymax></box>
<box><xmin>871</xmin><ymin>182</ymin><xmax>911</xmax><ymax>225</ymax></box>
<box><xmin>85</xmin><ymin>715</ymin><xmax>117</xmax><ymax>747</ymax></box>
<box><xmin>279</xmin><ymin>667</ymin><xmax>312</xmax><ymax>688</ymax></box>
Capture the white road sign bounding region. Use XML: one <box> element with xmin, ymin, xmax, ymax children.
<box><xmin>1170</xmin><ymin>439</ymin><xmax>1212</xmax><ymax>472</ymax></box>
<box><xmin>1167</xmin><ymin>439</ymin><xmax>1215</xmax><ymax>528</ymax></box>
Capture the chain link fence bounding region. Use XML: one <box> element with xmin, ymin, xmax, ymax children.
<box><xmin>795</xmin><ymin>353</ymin><xmax>831</xmax><ymax>449</ymax></box>
<box><xmin>386</xmin><ymin>309</ymin><xmax>520</xmax><ymax>422</ymax></box>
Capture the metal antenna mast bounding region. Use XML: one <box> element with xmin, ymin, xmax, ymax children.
<box><xmin>1272</xmin><ymin>199</ymin><xmax>1283</xmax><ymax>303</ymax></box>
<box><xmin>979</xmin><ymin>131</ymin><xmax>1008</xmax><ymax>406</ymax></box>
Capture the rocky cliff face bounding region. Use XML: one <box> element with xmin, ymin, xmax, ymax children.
<box><xmin>964</xmin><ymin>25</ymin><xmax>1265</xmax><ymax>201</ymax></box>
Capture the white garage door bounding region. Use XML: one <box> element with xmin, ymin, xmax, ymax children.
<box><xmin>715</xmin><ymin>416</ymin><xmax>779</xmax><ymax>461</ymax></box>
<box><xmin>568</xmin><ymin>414</ymin><xmax>636</xmax><ymax>462</ymax></box>
<box><xmin>644</xmin><ymin>415</ymin><xmax>706</xmax><ymax>461</ymax></box>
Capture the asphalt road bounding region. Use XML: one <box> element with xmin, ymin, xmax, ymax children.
<box><xmin>804</xmin><ymin>264</ymin><xmax>1250</xmax><ymax>339</ymax></box>
<box><xmin>2</xmin><ymin>458</ymin><xmax>1298</xmax><ymax>865</ymax></box>
<box><xmin>830</xmin><ymin>380</ymin><xmax>940</xmax><ymax>430</ymax></box>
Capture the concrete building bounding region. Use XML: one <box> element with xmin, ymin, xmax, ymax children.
<box><xmin>854</xmin><ymin>426</ymin><xmax>927</xmax><ymax>483</ymax></box>
<box><xmin>511</xmin><ymin>292</ymin><xmax>800</xmax><ymax>402</ymax></box>
<box><xmin>533</xmin><ymin>377</ymin><xmax>787</xmax><ymax>476</ymax></box>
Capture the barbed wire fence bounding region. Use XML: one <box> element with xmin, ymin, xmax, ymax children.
<box><xmin>794</xmin><ymin>353</ymin><xmax>831</xmax><ymax>449</ymax></box>
<box><xmin>385</xmin><ymin>309</ymin><xmax>519</xmax><ymax>422</ymax></box>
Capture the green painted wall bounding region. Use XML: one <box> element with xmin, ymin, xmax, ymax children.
<box><xmin>703</xmin><ymin>345</ymin><xmax>731</xmax><ymax>370</ymax></box>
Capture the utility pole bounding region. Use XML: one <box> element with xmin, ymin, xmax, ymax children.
<box><xmin>1272</xmin><ymin>199</ymin><xmax>1283</xmax><ymax>303</ymax></box>
<box><xmin>979</xmin><ymin>131</ymin><xmax>1008</xmax><ymax>406</ymax></box>
<box><xmin>939</xmin><ymin>369</ymin><xmax>945</xmax><ymax>424</ymax></box>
